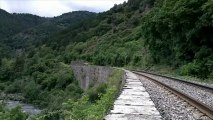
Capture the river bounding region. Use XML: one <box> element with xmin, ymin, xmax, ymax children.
<box><xmin>5</xmin><ymin>100</ymin><xmax>42</xmax><ymax>117</ymax></box>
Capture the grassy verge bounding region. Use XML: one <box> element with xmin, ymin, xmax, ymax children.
<box><xmin>36</xmin><ymin>68</ymin><xmax>124</xmax><ymax>120</ymax></box>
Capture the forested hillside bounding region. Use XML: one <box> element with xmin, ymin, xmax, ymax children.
<box><xmin>0</xmin><ymin>8</ymin><xmax>47</xmax><ymax>59</ymax></box>
<box><xmin>0</xmin><ymin>10</ymin><xmax>96</xmax><ymax>118</ymax></box>
<box><xmin>0</xmin><ymin>9</ymin><xmax>46</xmax><ymax>39</ymax></box>
<box><xmin>0</xmin><ymin>0</ymin><xmax>212</xmax><ymax>119</ymax></box>
<box><xmin>42</xmin><ymin>0</ymin><xmax>212</xmax><ymax>79</ymax></box>
<box><xmin>44</xmin><ymin>0</ymin><xmax>155</xmax><ymax>66</ymax></box>
<box><xmin>4</xmin><ymin>11</ymin><xmax>96</xmax><ymax>50</ymax></box>
<box><xmin>141</xmin><ymin>0</ymin><xmax>213</xmax><ymax>78</ymax></box>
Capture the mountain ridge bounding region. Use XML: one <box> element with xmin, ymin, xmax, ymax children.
<box><xmin>0</xmin><ymin>8</ymin><xmax>47</xmax><ymax>38</ymax></box>
<box><xmin>0</xmin><ymin>10</ymin><xmax>96</xmax><ymax>57</ymax></box>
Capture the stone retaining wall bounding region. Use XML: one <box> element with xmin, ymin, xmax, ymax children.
<box><xmin>71</xmin><ymin>64</ymin><xmax>113</xmax><ymax>90</ymax></box>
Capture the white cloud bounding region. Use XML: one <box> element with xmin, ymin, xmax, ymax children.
<box><xmin>0</xmin><ymin>0</ymin><xmax>126</xmax><ymax>17</ymax></box>
<box><xmin>0</xmin><ymin>0</ymin><xmax>10</xmax><ymax>12</ymax></box>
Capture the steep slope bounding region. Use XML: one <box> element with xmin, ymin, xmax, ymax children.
<box><xmin>43</xmin><ymin>0</ymin><xmax>154</xmax><ymax>67</ymax></box>
<box><xmin>141</xmin><ymin>0</ymin><xmax>213</xmax><ymax>78</ymax></box>
<box><xmin>43</xmin><ymin>0</ymin><xmax>212</xmax><ymax>79</ymax></box>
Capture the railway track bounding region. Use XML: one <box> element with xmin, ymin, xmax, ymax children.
<box><xmin>133</xmin><ymin>71</ymin><xmax>213</xmax><ymax>119</ymax></box>
<box><xmin>134</xmin><ymin>70</ymin><xmax>213</xmax><ymax>91</ymax></box>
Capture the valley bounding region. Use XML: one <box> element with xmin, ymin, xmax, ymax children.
<box><xmin>0</xmin><ymin>0</ymin><xmax>212</xmax><ymax>119</ymax></box>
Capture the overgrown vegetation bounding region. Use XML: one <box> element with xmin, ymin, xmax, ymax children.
<box><xmin>0</xmin><ymin>8</ymin><xmax>46</xmax><ymax>39</ymax></box>
<box><xmin>35</xmin><ymin>69</ymin><xmax>123</xmax><ymax>120</ymax></box>
<box><xmin>0</xmin><ymin>10</ymin><xmax>95</xmax><ymax>113</ymax></box>
<box><xmin>141</xmin><ymin>0</ymin><xmax>213</xmax><ymax>79</ymax></box>
<box><xmin>0</xmin><ymin>0</ymin><xmax>212</xmax><ymax>119</ymax></box>
<box><xmin>0</xmin><ymin>46</ymin><xmax>83</xmax><ymax>110</ymax></box>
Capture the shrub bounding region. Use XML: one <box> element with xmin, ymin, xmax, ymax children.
<box><xmin>179</xmin><ymin>62</ymin><xmax>200</xmax><ymax>76</ymax></box>
<box><xmin>86</xmin><ymin>83</ymin><xmax>107</xmax><ymax>102</ymax></box>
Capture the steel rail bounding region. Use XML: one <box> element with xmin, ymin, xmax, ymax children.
<box><xmin>134</xmin><ymin>71</ymin><xmax>213</xmax><ymax>119</ymax></box>
<box><xmin>133</xmin><ymin>70</ymin><xmax>213</xmax><ymax>92</ymax></box>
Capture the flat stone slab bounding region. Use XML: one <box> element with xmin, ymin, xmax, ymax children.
<box><xmin>117</xmin><ymin>95</ymin><xmax>150</xmax><ymax>100</ymax></box>
<box><xmin>122</xmin><ymin>89</ymin><xmax>145</xmax><ymax>93</ymax></box>
<box><xmin>114</xmin><ymin>99</ymin><xmax>155</xmax><ymax>106</ymax></box>
<box><xmin>122</xmin><ymin>87</ymin><xmax>146</xmax><ymax>92</ymax></box>
<box><xmin>111</xmin><ymin>105</ymin><xmax>160</xmax><ymax>115</ymax></box>
<box><xmin>120</xmin><ymin>90</ymin><xmax>150</xmax><ymax>96</ymax></box>
<box><xmin>124</xmin><ymin>84</ymin><xmax>143</xmax><ymax>87</ymax></box>
<box><xmin>104</xmin><ymin>114</ymin><xmax>161</xmax><ymax>120</ymax></box>
<box><xmin>104</xmin><ymin>70</ymin><xmax>161</xmax><ymax>120</ymax></box>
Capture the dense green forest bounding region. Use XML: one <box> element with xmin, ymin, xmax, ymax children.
<box><xmin>0</xmin><ymin>12</ymin><xmax>96</xmax><ymax>113</ymax></box>
<box><xmin>0</xmin><ymin>9</ymin><xmax>46</xmax><ymax>39</ymax></box>
<box><xmin>141</xmin><ymin>0</ymin><xmax>213</xmax><ymax>78</ymax></box>
<box><xmin>0</xmin><ymin>0</ymin><xmax>212</xmax><ymax>119</ymax></box>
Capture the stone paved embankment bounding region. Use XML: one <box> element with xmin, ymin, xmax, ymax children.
<box><xmin>104</xmin><ymin>70</ymin><xmax>161</xmax><ymax>120</ymax></box>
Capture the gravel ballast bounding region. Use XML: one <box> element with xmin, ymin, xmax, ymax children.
<box><xmin>140</xmin><ymin>73</ymin><xmax>213</xmax><ymax>109</ymax></box>
<box><xmin>137</xmin><ymin>75</ymin><xmax>212</xmax><ymax>120</ymax></box>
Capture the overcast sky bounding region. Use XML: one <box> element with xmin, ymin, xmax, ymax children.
<box><xmin>0</xmin><ymin>0</ymin><xmax>127</xmax><ymax>17</ymax></box>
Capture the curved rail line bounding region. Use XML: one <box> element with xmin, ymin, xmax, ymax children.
<box><xmin>133</xmin><ymin>70</ymin><xmax>213</xmax><ymax>92</ymax></box>
<box><xmin>133</xmin><ymin>71</ymin><xmax>213</xmax><ymax>119</ymax></box>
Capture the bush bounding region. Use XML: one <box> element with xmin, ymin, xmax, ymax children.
<box><xmin>179</xmin><ymin>59</ymin><xmax>213</xmax><ymax>79</ymax></box>
<box><xmin>86</xmin><ymin>83</ymin><xmax>107</xmax><ymax>102</ymax></box>
<box><xmin>179</xmin><ymin>62</ymin><xmax>200</xmax><ymax>76</ymax></box>
<box><xmin>208</xmin><ymin>72</ymin><xmax>213</xmax><ymax>79</ymax></box>
<box><xmin>23</xmin><ymin>81</ymin><xmax>41</xmax><ymax>102</ymax></box>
